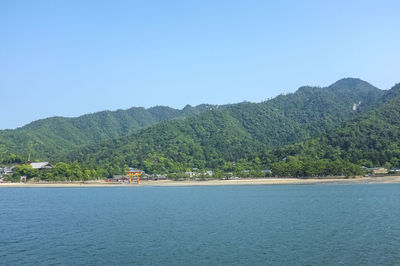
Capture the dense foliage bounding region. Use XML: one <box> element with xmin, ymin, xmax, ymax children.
<box><xmin>0</xmin><ymin>152</ymin><xmax>25</xmax><ymax>165</ymax></box>
<box><xmin>258</xmin><ymin>83</ymin><xmax>400</xmax><ymax>174</ymax></box>
<box><xmin>4</xmin><ymin>78</ymin><xmax>398</xmax><ymax>179</ymax></box>
<box><xmin>0</xmin><ymin>104</ymin><xmax>217</xmax><ymax>159</ymax></box>
<box><xmin>270</xmin><ymin>158</ymin><xmax>363</xmax><ymax>177</ymax></box>
<box><xmin>65</xmin><ymin>78</ymin><xmax>384</xmax><ymax>175</ymax></box>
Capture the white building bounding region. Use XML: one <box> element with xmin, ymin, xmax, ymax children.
<box><xmin>29</xmin><ymin>162</ymin><xmax>52</xmax><ymax>170</ymax></box>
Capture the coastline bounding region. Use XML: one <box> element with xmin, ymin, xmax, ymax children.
<box><xmin>1</xmin><ymin>176</ymin><xmax>400</xmax><ymax>188</ymax></box>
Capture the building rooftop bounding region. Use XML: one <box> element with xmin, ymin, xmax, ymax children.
<box><xmin>30</xmin><ymin>162</ymin><xmax>52</xmax><ymax>169</ymax></box>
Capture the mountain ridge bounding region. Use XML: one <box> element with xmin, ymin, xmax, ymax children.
<box><xmin>0</xmin><ymin>104</ymin><xmax>221</xmax><ymax>158</ymax></box>
<box><xmin>259</xmin><ymin>82</ymin><xmax>400</xmax><ymax>176</ymax></box>
<box><xmin>64</xmin><ymin>78</ymin><xmax>386</xmax><ymax>175</ymax></box>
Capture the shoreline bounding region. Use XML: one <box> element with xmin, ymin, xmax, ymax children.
<box><xmin>1</xmin><ymin>176</ymin><xmax>400</xmax><ymax>187</ymax></box>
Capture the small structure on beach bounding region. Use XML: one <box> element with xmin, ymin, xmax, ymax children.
<box><xmin>148</xmin><ymin>174</ymin><xmax>167</xmax><ymax>180</ymax></box>
<box><xmin>109</xmin><ymin>175</ymin><xmax>129</xmax><ymax>183</ymax></box>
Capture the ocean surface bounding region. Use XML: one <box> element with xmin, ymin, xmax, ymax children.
<box><xmin>1</xmin><ymin>184</ymin><xmax>400</xmax><ymax>265</ymax></box>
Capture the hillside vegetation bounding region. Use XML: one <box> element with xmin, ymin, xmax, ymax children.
<box><xmin>0</xmin><ymin>104</ymin><xmax>218</xmax><ymax>159</ymax></box>
<box><xmin>65</xmin><ymin>78</ymin><xmax>385</xmax><ymax>175</ymax></box>
<box><xmin>4</xmin><ymin>77</ymin><xmax>398</xmax><ymax>179</ymax></box>
<box><xmin>260</xmin><ymin>83</ymin><xmax>400</xmax><ymax>176</ymax></box>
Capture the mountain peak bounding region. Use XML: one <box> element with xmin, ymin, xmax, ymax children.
<box><xmin>329</xmin><ymin>78</ymin><xmax>378</xmax><ymax>91</ymax></box>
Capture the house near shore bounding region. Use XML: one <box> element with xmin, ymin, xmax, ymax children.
<box><xmin>109</xmin><ymin>175</ymin><xmax>129</xmax><ymax>182</ymax></box>
<box><xmin>3</xmin><ymin>166</ymin><xmax>14</xmax><ymax>175</ymax></box>
<box><xmin>185</xmin><ymin>171</ymin><xmax>199</xmax><ymax>178</ymax></box>
<box><xmin>148</xmin><ymin>174</ymin><xmax>167</xmax><ymax>180</ymax></box>
<box><xmin>184</xmin><ymin>171</ymin><xmax>214</xmax><ymax>178</ymax></box>
<box><xmin>205</xmin><ymin>171</ymin><xmax>214</xmax><ymax>177</ymax></box>
<box><xmin>374</xmin><ymin>168</ymin><xmax>388</xmax><ymax>174</ymax></box>
<box><xmin>29</xmin><ymin>162</ymin><xmax>52</xmax><ymax>170</ymax></box>
<box><xmin>389</xmin><ymin>168</ymin><xmax>400</xmax><ymax>173</ymax></box>
<box><xmin>363</xmin><ymin>167</ymin><xmax>388</xmax><ymax>174</ymax></box>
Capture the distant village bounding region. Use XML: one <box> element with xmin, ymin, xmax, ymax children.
<box><xmin>1</xmin><ymin>161</ymin><xmax>400</xmax><ymax>183</ymax></box>
<box><xmin>0</xmin><ymin>161</ymin><xmax>219</xmax><ymax>183</ymax></box>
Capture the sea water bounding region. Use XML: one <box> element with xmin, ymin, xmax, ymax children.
<box><xmin>1</xmin><ymin>184</ymin><xmax>400</xmax><ymax>265</ymax></box>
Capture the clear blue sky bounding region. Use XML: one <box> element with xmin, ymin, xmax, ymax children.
<box><xmin>1</xmin><ymin>0</ymin><xmax>399</xmax><ymax>129</ymax></box>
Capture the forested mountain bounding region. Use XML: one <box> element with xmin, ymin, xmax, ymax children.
<box><xmin>0</xmin><ymin>104</ymin><xmax>218</xmax><ymax>159</ymax></box>
<box><xmin>260</xmin><ymin>82</ymin><xmax>400</xmax><ymax>176</ymax></box>
<box><xmin>66</xmin><ymin>78</ymin><xmax>385</xmax><ymax>175</ymax></box>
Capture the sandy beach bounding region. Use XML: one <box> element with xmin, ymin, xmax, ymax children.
<box><xmin>1</xmin><ymin>176</ymin><xmax>400</xmax><ymax>188</ymax></box>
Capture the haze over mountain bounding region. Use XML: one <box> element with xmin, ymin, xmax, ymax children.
<box><xmin>64</xmin><ymin>78</ymin><xmax>386</xmax><ymax>174</ymax></box>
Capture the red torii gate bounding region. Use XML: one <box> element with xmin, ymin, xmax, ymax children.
<box><xmin>126</xmin><ymin>169</ymin><xmax>142</xmax><ymax>184</ymax></box>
